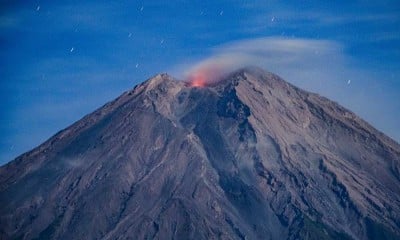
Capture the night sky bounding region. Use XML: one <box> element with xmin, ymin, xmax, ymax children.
<box><xmin>1</xmin><ymin>0</ymin><xmax>399</xmax><ymax>165</ymax></box>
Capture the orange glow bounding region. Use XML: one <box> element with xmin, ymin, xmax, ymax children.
<box><xmin>187</xmin><ymin>64</ymin><xmax>223</xmax><ymax>87</ymax></box>
<box><xmin>189</xmin><ymin>72</ymin><xmax>207</xmax><ymax>87</ymax></box>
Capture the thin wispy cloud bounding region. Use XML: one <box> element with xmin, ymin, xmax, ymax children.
<box><xmin>175</xmin><ymin>37</ymin><xmax>344</xmax><ymax>81</ymax></box>
<box><xmin>237</xmin><ymin>2</ymin><xmax>399</xmax><ymax>44</ymax></box>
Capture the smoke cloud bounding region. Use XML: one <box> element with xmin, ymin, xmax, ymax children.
<box><xmin>182</xmin><ymin>37</ymin><xmax>343</xmax><ymax>86</ymax></box>
<box><xmin>185</xmin><ymin>53</ymin><xmax>254</xmax><ymax>86</ymax></box>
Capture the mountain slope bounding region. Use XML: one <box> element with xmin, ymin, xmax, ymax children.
<box><xmin>1</xmin><ymin>67</ymin><xmax>399</xmax><ymax>240</ymax></box>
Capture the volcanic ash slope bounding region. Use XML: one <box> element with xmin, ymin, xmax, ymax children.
<box><xmin>1</xmin><ymin>67</ymin><xmax>400</xmax><ymax>240</ymax></box>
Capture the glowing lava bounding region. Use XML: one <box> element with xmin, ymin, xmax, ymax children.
<box><xmin>186</xmin><ymin>63</ymin><xmax>226</xmax><ymax>87</ymax></box>
<box><xmin>188</xmin><ymin>72</ymin><xmax>207</xmax><ymax>87</ymax></box>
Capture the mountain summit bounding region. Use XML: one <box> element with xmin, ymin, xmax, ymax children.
<box><xmin>1</xmin><ymin>67</ymin><xmax>399</xmax><ymax>240</ymax></box>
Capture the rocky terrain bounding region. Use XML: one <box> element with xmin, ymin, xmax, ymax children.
<box><xmin>1</xmin><ymin>67</ymin><xmax>399</xmax><ymax>239</ymax></box>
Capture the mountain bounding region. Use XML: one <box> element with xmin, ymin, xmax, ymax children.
<box><xmin>1</xmin><ymin>67</ymin><xmax>400</xmax><ymax>240</ymax></box>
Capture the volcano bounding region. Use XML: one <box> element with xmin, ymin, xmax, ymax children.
<box><xmin>1</xmin><ymin>67</ymin><xmax>399</xmax><ymax>240</ymax></box>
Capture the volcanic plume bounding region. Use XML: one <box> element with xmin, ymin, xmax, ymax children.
<box><xmin>186</xmin><ymin>62</ymin><xmax>224</xmax><ymax>87</ymax></box>
<box><xmin>1</xmin><ymin>67</ymin><xmax>400</xmax><ymax>240</ymax></box>
<box><xmin>185</xmin><ymin>54</ymin><xmax>251</xmax><ymax>86</ymax></box>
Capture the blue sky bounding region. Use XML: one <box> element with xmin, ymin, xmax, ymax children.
<box><xmin>1</xmin><ymin>0</ymin><xmax>399</xmax><ymax>165</ymax></box>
